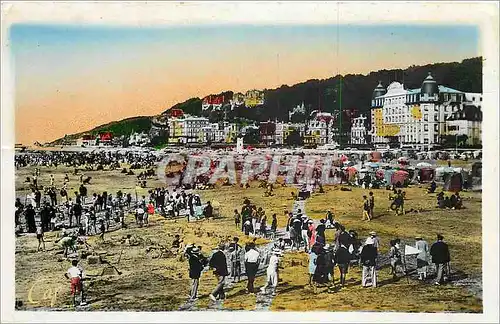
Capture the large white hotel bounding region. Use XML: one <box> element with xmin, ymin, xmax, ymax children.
<box><xmin>370</xmin><ymin>73</ymin><xmax>482</xmax><ymax>150</ymax></box>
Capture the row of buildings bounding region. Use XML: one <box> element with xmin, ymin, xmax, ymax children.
<box><xmin>74</xmin><ymin>73</ymin><xmax>482</xmax><ymax>149</ymax></box>
<box><xmin>160</xmin><ymin>72</ymin><xmax>482</xmax><ymax>149</ymax></box>
<box><xmin>158</xmin><ymin>105</ymin><xmax>350</xmax><ymax>147</ymax></box>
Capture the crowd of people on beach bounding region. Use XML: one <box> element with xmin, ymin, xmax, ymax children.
<box><xmin>14</xmin><ymin>150</ymin><xmax>458</xmax><ymax>309</ymax></box>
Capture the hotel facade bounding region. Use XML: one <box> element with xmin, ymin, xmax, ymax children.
<box><xmin>370</xmin><ymin>73</ymin><xmax>482</xmax><ymax>150</ymax></box>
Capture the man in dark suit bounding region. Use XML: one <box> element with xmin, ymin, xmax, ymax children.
<box><xmin>208</xmin><ymin>244</ymin><xmax>229</xmax><ymax>301</ymax></box>
<box><xmin>430</xmin><ymin>234</ymin><xmax>451</xmax><ymax>285</ymax></box>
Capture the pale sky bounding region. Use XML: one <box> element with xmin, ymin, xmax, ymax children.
<box><xmin>10</xmin><ymin>24</ymin><xmax>480</xmax><ymax>144</ymax></box>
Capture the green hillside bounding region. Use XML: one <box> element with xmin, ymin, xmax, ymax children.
<box><xmin>51</xmin><ymin>116</ymin><xmax>151</xmax><ymax>144</ymax></box>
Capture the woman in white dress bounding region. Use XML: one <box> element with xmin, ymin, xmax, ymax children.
<box><xmin>415</xmin><ymin>236</ymin><xmax>430</xmax><ymax>280</ymax></box>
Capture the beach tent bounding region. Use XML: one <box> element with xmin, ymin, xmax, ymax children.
<box><xmin>391</xmin><ymin>170</ymin><xmax>409</xmax><ymax>186</ymax></box>
<box><xmin>384</xmin><ymin>169</ymin><xmax>395</xmax><ymax>185</ymax></box>
<box><xmin>345</xmin><ymin>166</ymin><xmax>358</xmax><ymax>182</ymax></box>
<box><xmin>435</xmin><ymin>167</ymin><xmax>455</xmax><ymax>181</ymax></box>
<box><xmin>369</xmin><ymin>151</ymin><xmax>382</xmax><ymax>162</ymax></box>
<box><xmin>443</xmin><ymin>172</ymin><xmax>463</xmax><ymax>192</ymax></box>
<box><xmin>419</xmin><ymin>168</ymin><xmax>435</xmax><ymax>183</ymax></box>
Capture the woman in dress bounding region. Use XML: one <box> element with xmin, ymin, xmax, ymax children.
<box><xmin>415</xmin><ymin>236</ymin><xmax>429</xmax><ymax>280</ymax></box>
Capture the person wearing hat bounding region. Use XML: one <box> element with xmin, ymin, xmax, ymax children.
<box><xmin>291</xmin><ymin>216</ymin><xmax>302</xmax><ymax>251</ymax></box>
<box><xmin>243</xmin><ymin>219</ymin><xmax>252</xmax><ymax>236</ymax></box>
<box><xmin>368</xmin><ymin>191</ymin><xmax>375</xmax><ymax>219</ymax></box>
<box><xmin>323</xmin><ymin>244</ymin><xmax>335</xmax><ymax>288</ymax></box>
<box><xmin>308</xmin><ymin>244</ymin><xmax>319</xmax><ymax>290</ymax></box>
<box><xmin>313</xmin><ymin>243</ymin><xmax>329</xmax><ymax>287</ymax></box>
<box><xmin>415</xmin><ymin>236</ymin><xmax>430</xmax><ymax>280</ymax></box>
<box><xmin>360</xmin><ymin>237</ymin><xmax>378</xmax><ymax>288</ymax></box>
<box><xmin>187</xmin><ymin>246</ymin><xmax>208</xmax><ymax>301</ymax></box>
<box><xmin>229</xmin><ymin>237</ymin><xmax>242</xmax><ymax>283</ymax></box>
<box><xmin>183</xmin><ymin>243</ymin><xmax>196</xmax><ymax>257</ymax></box>
<box><xmin>315</xmin><ymin>219</ymin><xmax>327</xmax><ymax>244</ymax></box>
<box><xmin>369</xmin><ymin>231</ymin><xmax>380</xmax><ymax>251</ymax></box>
<box><xmin>260</xmin><ymin>248</ymin><xmax>282</xmax><ymax>296</ymax></box>
<box><xmin>208</xmin><ymin>243</ymin><xmax>229</xmax><ymax>301</ymax></box>
<box><xmin>430</xmin><ymin>234</ymin><xmax>450</xmax><ymax>285</ymax></box>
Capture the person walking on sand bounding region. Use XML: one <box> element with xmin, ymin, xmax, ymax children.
<box><xmin>360</xmin><ymin>237</ymin><xmax>378</xmax><ymax>288</ymax></box>
<box><xmin>229</xmin><ymin>237</ymin><xmax>242</xmax><ymax>283</ymax></box>
<box><xmin>369</xmin><ymin>191</ymin><xmax>375</xmax><ymax>219</ymax></box>
<box><xmin>308</xmin><ymin>245</ymin><xmax>319</xmax><ymax>290</ymax></box>
<box><xmin>187</xmin><ymin>246</ymin><xmax>208</xmax><ymax>301</ymax></box>
<box><xmin>260</xmin><ymin>249</ymin><xmax>283</xmax><ymax>296</ymax></box>
<box><xmin>99</xmin><ymin>219</ymin><xmax>106</xmax><ymax>241</ymax></box>
<box><xmin>430</xmin><ymin>234</ymin><xmax>451</xmax><ymax>285</ymax></box>
<box><xmin>362</xmin><ymin>195</ymin><xmax>371</xmax><ymax>221</ymax></box>
<box><xmin>301</xmin><ymin>215</ymin><xmax>310</xmax><ymax>252</ymax></box>
<box><xmin>234</xmin><ymin>209</ymin><xmax>241</xmax><ymax>229</ymax></box>
<box><xmin>208</xmin><ymin>244</ymin><xmax>229</xmax><ymax>301</ymax></box>
<box><xmin>243</xmin><ymin>219</ymin><xmax>252</xmax><ymax>236</ymax></box>
<box><xmin>25</xmin><ymin>204</ymin><xmax>36</xmax><ymax>233</ymax></box>
<box><xmin>415</xmin><ymin>236</ymin><xmax>430</xmax><ymax>280</ymax></box>
<box><xmin>395</xmin><ymin>190</ymin><xmax>405</xmax><ymax>215</ymax></box>
<box><xmin>270</xmin><ymin>214</ymin><xmax>278</xmax><ymax>239</ymax></box>
<box><xmin>36</xmin><ymin>223</ymin><xmax>46</xmax><ymax>252</ymax></box>
<box><xmin>315</xmin><ymin>219</ymin><xmax>326</xmax><ymax>245</ymax></box>
<box><xmin>334</xmin><ymin>242</ymin><xmax>351</xmax><ymax>287</ymax></box>
<box><xmin>244</xmin><ymin>242</ymin><xmax>260</xmax><ymax>293</ymax></box>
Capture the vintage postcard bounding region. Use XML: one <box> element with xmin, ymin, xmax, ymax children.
<box><xmin>1</xmin><ymin>2</ymin><xmax>499</xmax><ymax>323</ymax></box>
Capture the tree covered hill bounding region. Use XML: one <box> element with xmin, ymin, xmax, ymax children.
<box><xmin>51</xmin><ymin>57</ymin><xmax>482</xmax><ymax>144</ymax></box>
<box><xmin>158</xmin><ymin>57</ymin><xmax>482</xmax><ymax>121</ymax></box>
<box><xmin>51</xmin><ymin>116</ymin><xmax>152</xmax><ymax>145</ymax></box>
